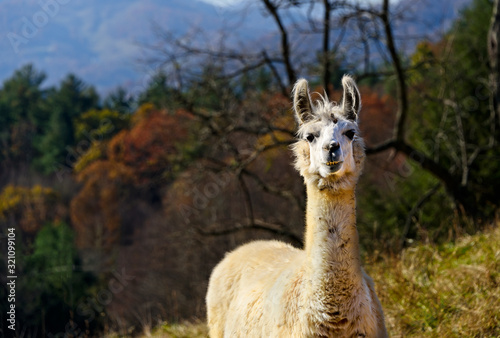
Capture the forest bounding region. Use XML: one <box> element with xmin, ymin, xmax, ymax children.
<box><xmin>0</xmin><ymin>0</ymin><xmax>499</xmax><ymax>336</ymax></box>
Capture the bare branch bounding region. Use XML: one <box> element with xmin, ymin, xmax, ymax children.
<box><xmin>235</xmin><ymin>140</ymin><xmax>296</xmax><ymax>174</ymax></box>
<box><xmin>261</xmin><ymin>0</ymin><xmax>297</xmax><ymax>85</ymax></box>
<box><xmin>262</xmin><ymin>50</ymin><xmax>288</xmax><ymax>96</ymax></box>
<box><xmin>381</xmin><ymin>0</ymin><xmax>409</xmax><ymax>142</ymax></box>
<box><xmin>241</xmin><ymin>168</ymin><xmax>304</xmax><ymax>211</ymax></box>
<box><xmin>365</xmin><ymin>139</ymin><xmax>397</xmax><ymax>155</ymax></box>
<box><xmin>199</xmin><ymin>219</ymin><xmax>303</xmax><ymax>247</ymax></box>
<box><xmin>400</xmin><ymin>183</ymin><xmax>441</xmax><ymax>250</ymax></box>
<box><xmin>322</xmin><ymin>0</ymin><xmax>332</xmax><ymax>91</ymax></box>
<box><xmin>238</xmin><ymin>174</ymin><xmax>255</xmax><ymax>226</ymax></box>
<box><xmin>366</xmin><ymin>139</ymin><xmax>456</xmax><ymax>192</ymax></box>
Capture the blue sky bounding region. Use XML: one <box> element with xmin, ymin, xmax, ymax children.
<box><xmin>1</xmin><ymin>0</ymin><xmax>259</xmax><ymax>95</ymax></box>
<box><xmin>1</xmin><ymin>0</ymin><xmax>467</xmax><ymax>96</ymax></box>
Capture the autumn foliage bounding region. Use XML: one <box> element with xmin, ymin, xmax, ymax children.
<box><xmin>0</xmin><ymin>184</ymin><xmax>62</xmax><ymax>234</ymax></box>
<box><xmin>70</xmin><ymin>104</ymin><xmax>193</xmax><ymax>250</ymax></box>
<box><xmin>108</xmin><ymin>104</ymin><xmax>192</xmax><ymax>185</ymax></box>
<box><xmin>71</xmin><ymin>161</ymin><xmax>133</xmax><ymax>249</ymax></box>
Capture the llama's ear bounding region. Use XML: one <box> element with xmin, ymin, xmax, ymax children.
<box><xmin>341</xmin><ymin>75</ymin><xmax>361</xmax><ymax>122</ymax></box>
<box><xmin>293</xmin><ymin>78</ymin><xmax>314</xmax><ymax>124</ymax></box>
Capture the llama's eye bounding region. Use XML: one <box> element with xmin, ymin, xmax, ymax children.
<box><xmin>344</xmin><ymin>130</ymin><xmax>355</xmax><ymax>140</ymax></box>
<box><xmin>306</xmin><ymin>134</ymin><xmax>315</xmax><ymax>142</ymax></box>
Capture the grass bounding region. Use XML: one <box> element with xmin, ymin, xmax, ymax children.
<box><xmin>145</xmin><ymin>320</ymin><xmax>208</xmax><ymax>338</ymax></box>
<box><xmin>143</xmin><ymin>226</ymin><xmax>500</xmax><ymax>337</ymax></box>
<box><xmin>368</xmin><ymin>225</ymin><xmax>500</xmax><ymax>337</ymax></box>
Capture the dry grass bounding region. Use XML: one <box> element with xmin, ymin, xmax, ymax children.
<box><xmin>368</xmin><ymin>225</ymin><xmax>500</xmax><ymax>337</ymax></box>
<box><xmin>144</xmin><ymin>320</ymin><xmax>208</xmax><ymax>338</ymax></box>
<box><xmin>144</xmin><ymin>226</ymin><xmax>500</xmax><ymax>338</ymax></box>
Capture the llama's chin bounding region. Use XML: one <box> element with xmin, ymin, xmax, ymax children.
<box><xmin>307</xmin><ymin>169</ymin><xmax>355</xmax><ymax>191</ymax></box>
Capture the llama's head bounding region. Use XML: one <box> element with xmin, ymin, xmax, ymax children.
<box><xmin>291</xmin><ymin>75</ymin><xmax>365</xmax><ymax>191</ymax></box>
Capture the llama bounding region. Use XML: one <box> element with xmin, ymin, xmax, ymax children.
<box><xmin>206</xmin><ymin>76</ymin><xmax>387</xmax><ymax>337</ymax></box>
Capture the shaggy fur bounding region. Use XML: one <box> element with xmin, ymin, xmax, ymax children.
<box><xmin>206</xmin><ymin>76</ymin><xmax>387</xmax><ymax>337</ymax></box>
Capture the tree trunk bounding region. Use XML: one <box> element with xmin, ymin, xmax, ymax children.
<box><xmin>489</xmin><ymin>0</ymin><xmax>500</xmax><ymax>130</ymax></box>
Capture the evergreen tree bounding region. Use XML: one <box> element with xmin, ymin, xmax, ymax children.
<box><xmin>103</xmin><ymin>86</ymin><xmax>135</xmax><ymax>114</ymax></box>
<box><xmin>0</xmin><ymin>64</ymin><xmax>48</xmax><ymax>165</ymax></box>
<box><xmin>137</xmin><ymin>71</ymin><xmax>173</xmax><ymax>109</ymax></box>
<box><xmin>35</xmin><ymin>74</ymin><xmax>100</xmax><ymax>173</ymax></box>
<box><xmin>21</xmin><ymin>222</ymin><xmax>97</xmax><ymax>336</ymax></box>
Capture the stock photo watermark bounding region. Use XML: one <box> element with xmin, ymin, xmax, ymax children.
<box><xmin>5</xmin><ymin>228</ymin><xmax>17</xmax><ymax>332</ymax></box>
<box><xmin>7</xmin><ymin>0</ymin><xmax>71</xmax><ymax>54</ymax></box>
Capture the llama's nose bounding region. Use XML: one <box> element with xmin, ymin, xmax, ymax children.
<box><xmin>329</xmin><ymin>141</ymin><xmax>340</xmax><ymax>152</ymax></box>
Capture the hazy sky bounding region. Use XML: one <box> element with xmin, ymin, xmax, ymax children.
<box><xmin>0</xmin><ymin>0</ymin><xmax>462</xmax><ymax>95</ymax></box>
<box><xmin>199</xmin><ymin>0</ymin><xmax>400</xmax><ymax>6</ymax></box>
<box><xmin>1</xmin><ymin>0</ymin><xmax>249</xmax><ymax>94</ymax></box>
<box><xmin>199</xmin><ymin>0</ymin><xmax>240</xmax><ymax>6</ymax></box>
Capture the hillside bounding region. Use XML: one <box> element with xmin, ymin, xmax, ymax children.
<box><xmin>140</xmin><ymin>225</ymin><xmax>500</xmax><ymax>337</ymax></box>
<box><xmin>0</xmin><ymin>0</ymin><xmax>471</xmax><ymax>93</ymax></box>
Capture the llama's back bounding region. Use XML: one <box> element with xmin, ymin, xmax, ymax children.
<box><xmin>206</xmin><ymin>240</ymin><xmax>306</xmax><ymax>337</ymax></box>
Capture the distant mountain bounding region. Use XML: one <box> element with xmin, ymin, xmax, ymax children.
<box><xmin>0</xmin><ymin>0</ymin><xmax>472</xmax><ymax>95</ymax></box>
<box><xmin>393</xmin><ymin>0</ymin><xmax>473</xmax><ymax>45</ymax></box>
<box><xmin>0</xmin><ymin>0</ymin><xmax>266</xmax><ymax>94</ymax></box>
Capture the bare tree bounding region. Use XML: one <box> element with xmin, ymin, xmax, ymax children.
<box><xmin>144</xmin><ymin>0</ymin><xmax>498</xmax><ymax>245</ymax></box>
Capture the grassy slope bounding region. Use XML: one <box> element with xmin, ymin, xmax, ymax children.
<box><xmin>145</xmin><ymin>226</ymin><xmax>500</xmax><ymax>337</ymax></box>
<box><xmin>369</xmin><ymin>225</ymin><xmax>500</xmax><ymax>337</ymax></box>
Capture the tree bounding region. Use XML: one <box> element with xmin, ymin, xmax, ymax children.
<box><xmin>74</xmin><ymin>108</ymin><xmax>129</xmax><ymax>144</ymax></box>
<box><xmin>0</xmin><ymin>64</ymin><xmax>48</xmax><ymax>167</ymax></box>
<box><xmin>103</xmin><ymin>87</ymin><xmax>135</xmax><ymax>114</ymax></box>
<box><xmin>0</xmin><ymin>184</ymin><xmax>61</xmax><ymax>235</ymax></box>
<box><xmin>146</xmin><ymin>0</ymin><xmax>498</xmax><ymax>244</ymax></box>
<box><xmin>378</xmin><ymin>0</ymin><xmax>499</xmax><ymax>218</ymax></box>
<box><xmin>21</xmin><ymin>222</ymin><xmax>97</xmax><ymax>336</ymax></box>
<box><xmin>70</xmin><ymin>105</ymin><xmax>194</xmax><ymax>252</ymax></box>
<box><xmin>35</xmin><ymin>74</ymin><xmax>100</xmax><ymax>173</ymax></box>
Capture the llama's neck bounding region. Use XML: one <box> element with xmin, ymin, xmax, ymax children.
<box><xmin>304</xmin><ymin>183</ymin><xmax>363</xmax><ymax>291</ymax></box>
